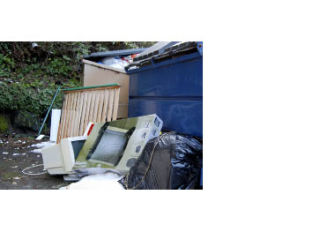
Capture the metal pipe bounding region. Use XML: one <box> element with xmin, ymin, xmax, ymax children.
<box><xmin>37</xmin><ymin>86</ymin><xmax>61</xmax><ymax>137</ymax></box>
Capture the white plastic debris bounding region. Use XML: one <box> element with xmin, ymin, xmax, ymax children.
<box><xmin>60</xmin><ymin>172</ymin><xmax>124</xmax><ymax>190</ymax></box>
<box><xmin>31</xmin><ymin>141</ymin><xmax>54</xmax><ymax>148</ymax></box>
<box><xmin>31</xmin><ymin>149</ymin><xmax>42</xmax><ymax>154</ymax></box>
<box><xmin>101</xmin><ymin>57</ymin><xmax>129</xmax><ymax>70</ymax></box>
<box><xmin>36</xmin><ymin>134</ymin><xmax>45</xmax><ymax>140</ymax></box>
<box><xmin>50</xmin><ymin>109</ymin><xmax>61</xmax><ymax>142</ymax></box>
<box><xmin>30</xmin><ymin>141</ymin><xmax>54</xmax><ymax>153</ymax></box>
<box><xmin>2</xmin><ymin>152</ymin><xmax>9</xmax><ymax>155</ymax></box>
<box><xmin>31</xmin><ymin>42</ymin><xmax>38</xmax><ymax>49</ymax></box>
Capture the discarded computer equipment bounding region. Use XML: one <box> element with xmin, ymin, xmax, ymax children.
<box><xmin>41</xmin><ymin>114</ymin><xmax>163</xmax><ymax>175</ymax></box>
<box><xmin>41</xmin><ymin>136</ymin><xmax>87</xmax><ymax>175</ymax></box>
<box><xmin>75</xmin><ymin>114</ymin><xmax>163</xmax><ymax>173</ymax></box>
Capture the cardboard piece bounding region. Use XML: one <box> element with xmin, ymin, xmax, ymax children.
<box><xmin>82</xmin><ymin>59</ymin><xmax>129</xmax><ymax>119</ymax></box>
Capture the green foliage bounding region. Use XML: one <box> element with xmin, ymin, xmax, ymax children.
<box><xmin>0</xmin><ymin>54</ymin><xmax>15</xmax><ymax>77</ymax></box>
<box><xmin>0</xmin><ymin>114</ymin><xmax>9</xmax><ymax>132</ymax></box>
<box><xmin>47</xmin><ymin>57</ymin><xmax>73</xmax><ymax>77</ymax></box>
<box><xmin>0</xmin><ymin>80</ymin><xmax>79</xmax><ymax>116</ymax></box>
<box><xmin>0</xmin><ymin>41</ymin><xmax>155</xmax><ymax>80</ymax></box>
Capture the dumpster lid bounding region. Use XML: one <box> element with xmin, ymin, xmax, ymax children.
<box><xmin>133</xmin><ymin>41</ymin><xmax>179</xmax><ymax>62</ymax></box>
<box><xmin>83</xmin><ymin>48</ymin><xmax>146</xmax><ymax>61</ymax></box>
<box><xmin>126</xmin><ymin>41</ymin><xmax>202</xmax><ymax>71</ymax></box>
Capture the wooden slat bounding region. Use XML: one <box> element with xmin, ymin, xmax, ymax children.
<box><xmin>78</xmin><ymin>92</ymin><xmax>85</xmax><ymax>135</ymax></box>
<box><xmin>91</xmin><ymin>92</ymin><xmax>99</xmax><ymax>122</ymax></box>
<box><xmin>71</xmin><ymin>92</ymin><xmax>78</xmax><ymax>136</ymax></box>
<box><xmin>101</xmin><ymin>89</ymin><xmax>109</xmax><ymax>122</ymax></box>
<box><xmin>83</xmin><ymin>92</ymin><xmax>92</xmax><ymax>134</ymax></box>
<box><xmin>57</xmin><ymin>94</ymin><xmax>69</xmax><ymax>143</ymax></box>
<box><xmin>87</xmin><ymin>91</ymin><xmax>96</xmax><ymax>125</ymax></box>
<box><xmin>68</xmin><ymin>92</ymin><xmax>76</xmax><ymax>137</ymax></box>
<box><xmin>112</xmin><ymin>88</ymin><xmax>120</xmax><ymax>120</ymax></box>
<box><xmin>75</xmin><ymin>92</ymin><xmax>82</xmax><ymax>135</ymax></box>
<box><xmin>62</xmin><ymin>94</ymin><xmax>70</xmax><ymax>139</ymax></box>
<box><xmin>67</xmin><ymin>92</ymin><xmax>76</xmax><ymax>138</ymax></box>
<box><xmin>69</xmin><ymin>93</ymin><xmax>77</xmax><ymax>137</ymax></box>
<box><xmin>96</xmin><ymin>90</ymin><xmax>104</xmax><ymax>122</ymax></box>
<box><xmin>79</xmin><ymin>92</ymin><xmax>88</xmax><ymax>135</ymax></box>
<box><xmin>73</xmin><ymin>92</ymin><xmax>82</xmax><ymax>136</ymax></box>
<box><xmin>107</xmin><ymin>88</ymin><xmax>115</xmax><ymax>121</ymax></box>
<box><xmin>63</xmin><ymin>93</ymin><xmax>71</xmax><ymax>140</ymax></box>
<box><xmin>62</xmin><ymin>93</ymin><xmax>72</xmax><ymax>141</ymax></box>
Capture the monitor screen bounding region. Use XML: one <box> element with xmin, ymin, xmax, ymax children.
<box><xmin>88</xmin><ymin>129</ymin><xmax>128</xmax><ymax>166</ymax></box>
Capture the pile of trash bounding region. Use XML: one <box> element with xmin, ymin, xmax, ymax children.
<box><xmin>83</xmin><ymin>48</ymin><xmax>145</xmax><ymax>71</ymax></box>
<box><xmin>39</xmin><ymin>113</ymin><xmax>202</xmax><ymax>190</ymax></box>
<box><xmin>36</xmin><ymin>42</ymin><xmax>203</xmax><ymax>190</ymax></box>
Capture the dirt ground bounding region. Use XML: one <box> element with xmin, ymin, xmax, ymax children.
<box><xmin>0</xmin><ymin>135</ymin><xmax>68</xmax><ymax>189</ymax></box>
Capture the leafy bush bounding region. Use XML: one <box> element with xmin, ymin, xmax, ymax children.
<box><xmin>0</xmin><ymin>80</ymin><xmax>79</xmax><ymax>116</ymax></box>
<box><xmin>0</xmin><ymin>114</ymin><xmax>9</xmax><ymax>132</ymax></box>
<box><xmin>0</xmin><ymin>54</ymin><xmax>15</xmax><ymax>77</ymax></box>
<box><xmin>46</xmin><ymin>57</ymin><xmax>73</xmax><ymax>77</ymax></box>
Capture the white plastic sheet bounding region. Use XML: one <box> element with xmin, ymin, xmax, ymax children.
<box><xmin>50</xmin><ymin>109</ymin><xmax>61</xmax><ymax>142</ymax></box>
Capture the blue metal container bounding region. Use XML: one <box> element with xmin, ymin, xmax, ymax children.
<box><xmin>127</xmin><ymin>42</ymin><xmax>203</xmax><ymax>137</ymax></box>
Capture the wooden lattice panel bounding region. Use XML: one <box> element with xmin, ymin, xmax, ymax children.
<box><xmin>56</xmin><ymin>85</ymin><xmax>120</xmax><ymax>143</ymax></box>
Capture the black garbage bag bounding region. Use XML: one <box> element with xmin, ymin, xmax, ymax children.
<box><xmin>127</xmin><ymin>132</ymin><xmax>202</xmax><ymax>189</ymax></box>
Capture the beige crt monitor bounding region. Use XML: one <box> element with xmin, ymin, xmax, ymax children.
<box><xmin>41</xmin><ymin>136</ymin><xmax>86</xmax><ymax>175</ymax></box>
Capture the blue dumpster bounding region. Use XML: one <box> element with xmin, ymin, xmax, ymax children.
<box><xmin>127</xmin><ymin>42</ymin><xmax>203</xmax><ymax>137</ymax></box>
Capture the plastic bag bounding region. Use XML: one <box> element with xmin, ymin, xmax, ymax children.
<box><xmin>126</xmin><ymin>132</ymin><xmax>202</xmax><ymax>189</ymax></box>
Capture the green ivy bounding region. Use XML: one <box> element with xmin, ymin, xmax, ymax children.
<box><xmin>46</xmin><ymin>57</ymin><xmax>73</xmax><ymax>77</ymax></box>
<box><xmin>0</xmin><ymin>54</ymin><xmax>15</xmax><ymax>77</ymax></box>
<box><xmin>0</xmin><ymin>80</ymin><xmax>79</xmax><ymax>117</ymax></box>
